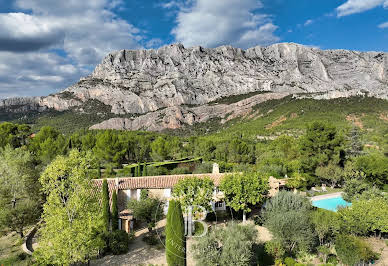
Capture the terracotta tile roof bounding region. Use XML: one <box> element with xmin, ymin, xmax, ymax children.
<box><xmin>92</xmin><ymin>173</ymin><xmax>227</xmax><ymax>193</ymax></box>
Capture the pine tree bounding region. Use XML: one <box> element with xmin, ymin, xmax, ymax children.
<box><xmin>102</xmin><ymin>179</ymin><xmax>110</xmax><ymax>231</ymax></box>
<box><xmin>166</xmin><ymin>200</ymin><xmax>185</xmax><ymax>266</ymax></box>
<box><xmin>142</xmin><ymin>163</ymin><xmax>147</xmax><ymax>176</ymax></box>
<box><xmin>111</xmin><ymin>190</ymin><xmax>119</xmax><ymax>231</ymax></box>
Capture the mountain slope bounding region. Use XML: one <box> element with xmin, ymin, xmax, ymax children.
<box><xmin>0</xmin><ymin>42</ymin><xmax>387</xmax><ymax>131</ymax></box>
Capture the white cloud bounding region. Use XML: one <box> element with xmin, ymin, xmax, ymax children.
<box><xmin>304</xmin><ymin>19</ymin><xmax>313</xmax><ymax>26</ymax></box>
<box><xmin>167</xmin><ymin>0</ymin><xmax>280</xmax><ymax>49</ymax></box>
<box><xmin>336</xmin><ymin>0</ymin><xmax>388</xmax><ymax>17</ymax></box>
<box><xmin>0</xmin><ymin>0</ymin><xmax>145</xmax><ymax>97</ymax></box>
<box><xmin>378</xmin><ymin>21</ymin><xmax>388</xmax><ymax>28</ymax></box>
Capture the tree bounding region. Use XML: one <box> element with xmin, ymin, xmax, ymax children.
<box><xmin>128</xmin><ymin>197</ymin><xmax>163</xmax><ymax>233</ymax></box>
<box><xmin>315</xmin><ymin>162</ymin><xmax>344</xmax><ymax>187</ymax></box>
<box><xmin>102</xmin><ymin>179</ymin><xmax>110</xmax><ymax>231</ymax></box>
<box><xmin>173</xmin><ymin>176</ymin><xmax>214</xmax><ymax>215</ymax></box>
<box><xmin>166</xmin><ymin>200</ymin><xmax>185</xmax><ymax>266</ymax></box>
<box><xmin>192</xmin><ymin>223</ymin><xmax>257</xmax><ymax>266</ymax></box>
<box><xmin>94</xmin><ymin>131</ymin><xmax>126</xmax><ymax>165</ymax></box>
<box><xmin>311</xmin><ymin>209</ymin><xmax>340</xmax><ymax>245</ymax></box>
<box><xmin>343</xmin><ymin>178</ymin><xmax>370</xmax><ymax>202</ymax></box>
<box><xmin>299</xmin><ymin>121</ymin><xmax>345</xmax><ymax>173</ymax></box>
<box><xmin>34</xmin><ymin>150</ymin><xmax>105</xmax><ymax>265</ymax></box>
<box><xmin>0</xmin><ymin>122</ymin><xmax>31</xmax><ymax>148</ymax></box>
<box><xmin>220</xmin><ymin>172</ymin><xmax>269</xmax><ymax>222</ymax></box>
<box><xmin>111</xmin><ymin>190</ymin><xmax>119</xmax><ymax>231</ymax></box>
<box><xmin>338</xmin><ymin>196</ymin><xmax>388</xmax><ymax>236</ymax></box>
<box><xmin>354</xmin><ymin>152</ymin><xmax>388</xmax><ymax>188</ymax></box>
<box><xmin>151</xmin><ymin>136</ymin><xmax>169</xmax><ymax>161</ymax></box>
<box><xmin>346</xmin><ymin>126</ymin><xmax>363</xmax><ymax>158</ymax></box>
<box><xmin>0</xmin><ymin>146</ymin><xmax>41</xmax><ymax>236</ymax></box>
<box><xmin>263</xmin><ymin>191</ymin><xmax>314</xmax><ymax>254</ymax></box>
<box><xmin>142</xmin><ymin>163</ymin><xmax>148</xmax><ymax>176</ymax></box>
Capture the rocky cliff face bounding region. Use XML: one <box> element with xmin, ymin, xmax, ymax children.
<box><xmin>1</xmin><ymin>43</ymin><xmax>387</xmax><ymax>131</ymax></box>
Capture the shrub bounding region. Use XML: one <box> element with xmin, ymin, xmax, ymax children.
<box><xmin>148</xmin><ymin>166</ymin><xmax>169</xmax><ymax>176</ymax></box>
<box><xmin>265</xmin><ymin>240</ymin><xmax>286</xmax><ymax>259</ymax></box>
<box><xmin>143</xmin><ymin>233</ymin><xmax>159</xmax><ymax>246</ymax></box>
<box><xmin>192</xmin><ymin>223</ymin><xmax>257</xmax><ymax>266</ymax></box>
<box><xmin>170</xmin><ymin>167</ymin><xmax>191</xmax><ymax>175</ymax></box>
<box><xmin>335</xmin><ymin>234</ymin><xmax>378</xmax><ymax>265</ymax></box>
<box><xmin>109</xmin><ymin>230</ymin><xmax>130</xmax><ymax>255</ymax></box>
<box><xmin>192</xmin><ymin>162</ymin><xmax>213</xmax><ymax>174</ymax></box>
<box><xmin>284</xmin><ymin>257</ymin><xmax>297</xmax><ymax>266</ymax></box>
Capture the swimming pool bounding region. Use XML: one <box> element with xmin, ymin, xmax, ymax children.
<box><xmin>311</xmin><ymin>196</ymin><xmax>351</xmax><ymax>212</ymax></box>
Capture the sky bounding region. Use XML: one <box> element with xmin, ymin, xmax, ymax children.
<box><xmin>0</xmin><ymin>0</ymin><xmax>387</xmax><ymax>98</ymax></box>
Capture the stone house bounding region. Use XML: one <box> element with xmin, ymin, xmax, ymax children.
<box><xmin>93</xmin><ymin>173</ymin><xmax>227</xmax><ymax>233</ymax></box>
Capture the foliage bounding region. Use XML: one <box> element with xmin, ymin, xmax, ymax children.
<box><xmin>353</xmin><ymin>152</ymin><xmax>388</xmax><ymax>188</ymax></box>
<box><xmin>192</xmin><ymin>223</ymin><xmax>257</xmax><ymax>266</ymax></box>
<box><xmin>343</xmin><ymin>178</ymin><xmax>370</xmax><ymax>202</ymax></box>
<box><xmin>94</xmin><ymin>130</ymin><xmax>126</xmax><ymax>165</ymax></box>
<box><xmin>111</xmin><ymin>190</ymin><xmax>119</xmax><ymax>231</ymax></box>
<box><xmin>172</xmin><ymin>176</ymin><xmax>214</xmax><ymax>214</ymax></box>
<box><xmin>34</xmin><ymin>150</ymin><xmax>105</xmax><ymax>265</ymax></box>
<box><xmin>0</xmin><ymin>146</ymin><xmax>41</xmax><ymax>236</ymax></box>
<box><xmin>338</xmin><ymin>196</ymin><xmax>388</xmax><ymax>236</ymax></box>
<box><xmin>109</xmin><ymin>230</ymin><xmax>130</xmax><ymax>255</ymax></box>
<box><xmin>128</xmin><ymin>197</ymin><xmax>164</xmax><ymax>232</ymax></box>
<box><xmin>310</xmin><ymin>209</ymin><xmax>340</xmax><ymax>245</ymax></box>
<box><xmin>315</xmin><ymin>162</ymin><xmax>344</xmax><ymax>187</ymax></box>
<box><xmin>335</xmin><ymin>234</ymin><xmax>378</xmax><ymax>265</ymax></box>
<box><xmin>299</xmin><ymin>121</ymin><xmax>345</xmax><ymax>173</ymax></box>
<box><xmin>263</xmin><ymin>192</ymin><xmax>314</xmax><ymax>255</ymax></box>
<box><xmin>265</xmin><ymin>240</ymin><xmax>286</xmax><ymax>259</ymax></box>
<box><xmin>220</xmin><ymin>172</ymin><xmax>269</xmax><ymax>222</ymax></box>
<box><xmin>0</xmin><ymin>122</ymin><xmax>31</xmax><ymax>148</ymax></box>
<box><xmin>102</xmin><ymin>179</ymin><xmax>110</xmax><ymax>232</ymax></box>
<box><xmin>165</xmin><ymin>200</ymin><xmax>185</xmax><ymax>266</ymax></box>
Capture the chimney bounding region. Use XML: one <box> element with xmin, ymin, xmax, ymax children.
<box><xmin>212</xmin><ymin>163</ymin><xmax>219</xmax><ymax>174</ymax></box>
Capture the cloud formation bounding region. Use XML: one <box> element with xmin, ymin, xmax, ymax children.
<box><xmin>336</xmin><ymin>0</ymin><xmax>388</xmax><ymax>17</ymax></box>
<box><xmin>168</xmin><ymin>0</ymin><xmax>279</xmax><ymax>49</ymax></box>
<box><xmin>378</xmin><ymin>21</ymin><xmax>388</xmax><ymax>28</ymax></box>
<box><xmin>0</xmin><ymin>0</ymin><xmax>144</xmax><ymax>97</ymax></box>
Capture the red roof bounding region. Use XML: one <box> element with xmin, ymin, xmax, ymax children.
<box><xmin>93</xmin><ymin>173</ymin><xmax>226</xmax><ymax>193</ymax></box>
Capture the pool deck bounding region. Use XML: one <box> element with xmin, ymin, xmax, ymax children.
<box><xmin>310</xmin><ymin>192</ymin><xmax>343</xmax><ymax>201</ymax></box>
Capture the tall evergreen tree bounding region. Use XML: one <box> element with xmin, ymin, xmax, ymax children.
<box><xmin>97</xmin><ymin>163</ymin><xmax>102</xmax><ymax>179</ymax></box>
<box><xmin>166</xmin><ymin>200</ymin><xmax>185</xmax><ymax>266</ymax></box>
<box><xmin>142</xmin><ymin>163</ymin><xmax>147</xmax><ymax>176</ymax></box>
<box><xmin>137</xmin><ymin>162</ymin><xmax>141</xmax><ymax>177</ymax></box>
<box><xmin>111</xmin><ymin>190</ymin><xmax>119</xmax><ymax>231</ymax></box>
<box><xmin>102</xmin><ymin>179</ymin><xmax>110</xmax><ymax>231</ymax></box>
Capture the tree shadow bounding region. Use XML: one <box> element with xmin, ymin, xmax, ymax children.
<box><xmin>252</xmin><ymin>243</ymin><xmax>274</xmax><ymax>266</ymax></box>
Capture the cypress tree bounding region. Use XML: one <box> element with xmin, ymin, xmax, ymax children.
<box><xmin>111</xmin><ymin>190</ymin><xmax>119</xmax><ymax>231</ymax></box>
<box><xmin>102</xmin><ymin>179</ymin><xmax>110</xmax><ymax>231</ymax></box>
<box><xmin>166</xmin><ymin>200</ymin><xmax>185</xmax><ymax>266</ymax></box>
<box><xmin>97</xmin><ymin>163</ymin><xmax>102</xmax><ymax>179</ymax></box>
<box><xmin>137</xmin><ymin>162</ymin><xmax>141</xmax><ymax>177</ymax></box>
<box><xmin>142</xmin><ymin>163</ymin><xmax>147</xmax><ymax>176</ymax></box>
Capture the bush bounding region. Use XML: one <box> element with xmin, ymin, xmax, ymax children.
<box><xmin>335</xmin><ymin>234</ymin><xmax>378</xmax><ymax>265</ymax></box>
<box><xmin>192</xmin><ymin>162</ymin><xmax>213</xmax><ymax>174</ymax></box>
<box><xmin>147</xmin><ymin>166</ymin><xmax>169</xmax><ymax>176</ymax></box>
<box><xmin>142</xmin><ymin>233</ymin><xmax>159</xmax><ymax>246</ymax></box>
<box><xmin>265</xmin><ymin>240</ymin><xmax>286</xmax><ymax>259</ymax></box>
<box><xmin>253</xmin><ymin>214</ymin><xmax>265</xmax><ymax>226</ymax></box>
<box><xmin>109</xmin><ymin>230</ymin><xmax>130</xmax><ymax>255</ymax></box>
<box><xmin>284</xmin><ymin>257</ymin><xmax>297</xmax><ymax>266</ymax></box>
<box><xmin>170</xmin><ymin>167</ymin><xmax>191</xmax><ymax>175</ymax></box>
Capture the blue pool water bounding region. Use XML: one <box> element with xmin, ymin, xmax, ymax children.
<box><xmin>312</xmin><ymin>197</ymin><xmax>351</xmax><ymax>212</ymax></box>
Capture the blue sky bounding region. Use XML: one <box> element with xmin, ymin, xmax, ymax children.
<box><xmin>0</xmin><ymin>0</ymin><xmax>387</xmax><ymax>98</ymax></box>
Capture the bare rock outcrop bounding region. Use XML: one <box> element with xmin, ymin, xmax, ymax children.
<box><xmin>1</xmin><ymin>42</ymin><xmax>387</xmax><ymax>131</ymax></box>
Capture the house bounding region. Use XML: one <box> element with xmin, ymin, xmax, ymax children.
<box><xmin>93</xmin><ymin>173</ymin><xmax>227</xmax><ymax>233</ymax></box>
<box><xmin>92</xmin><ymin>171</ymin><xmax>288</xmax><ymax>233</ymax></box>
